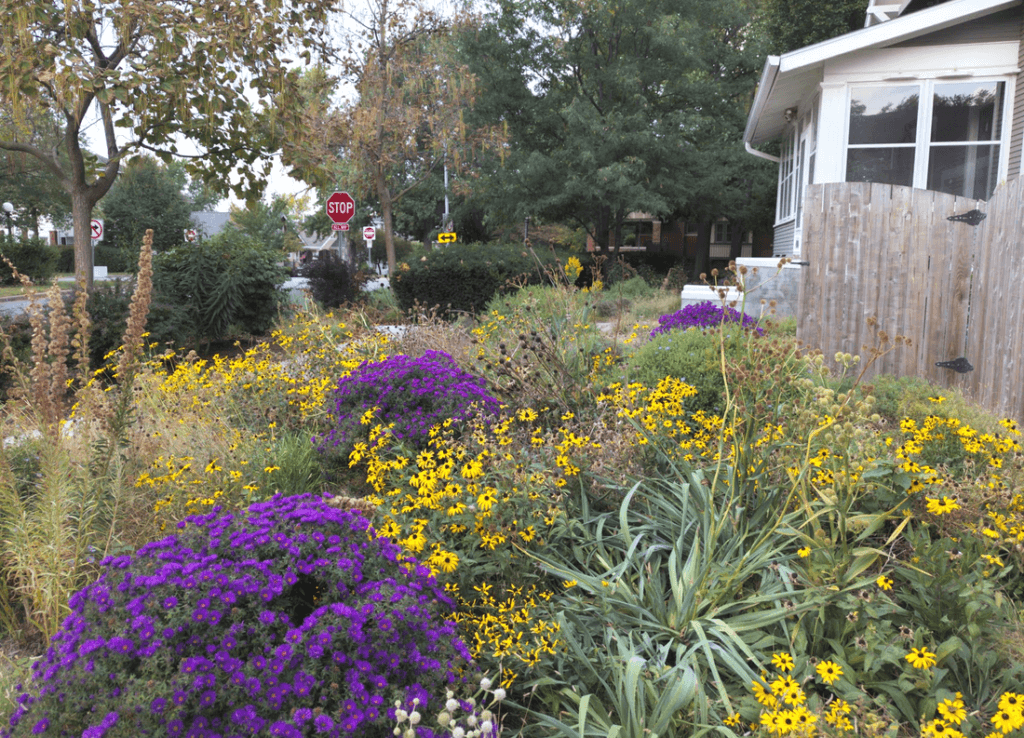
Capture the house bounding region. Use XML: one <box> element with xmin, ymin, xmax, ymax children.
<box><xmin>744</xmin><ymin>0</ymin><xmax>1024</xmax><ymax>258</ymax></box>
<box><xmin>585</xmin><ymin>213</ymin><xmax>773</xmax><ymax>258</ymax></box>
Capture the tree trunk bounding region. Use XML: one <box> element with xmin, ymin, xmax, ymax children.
<box><xmin>71</xmin><ymin>185</ymin><xmax>95</xmax><ymax>292</ymax></box>
<box><xmin>593</xmin><ymin>205</ymin><xmax>611</xmax><ymax>253</ymax></box>
<box><xmin>376</xmin><ymin>166</ymin><xmax>397</xmax><ymax>277</ymax></box>
<box><xmin>611</xmin><ymin>207</ymin><xmax>625</xmax><ymax>257</ymax></box>
<box><xmin>729</xmin><ymin>222</ymin><xmax>744</xmax><ymax>262</ymax></box>
<box><xmin>692</xmin><ymin>219</ymin><xmax>712</xmax><ymax>283</ymax></box>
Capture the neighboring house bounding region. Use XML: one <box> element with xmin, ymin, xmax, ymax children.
<box><xmin>190</xmin><ymin>211</ymin><xmax>232</xmax><ymax>239</ymax></box>
<box><xmin>744</xmin><ymin>0</ymin><xmax>1024</xmax><ymax>257</ymax></box>
<box><xmin>586</xmin><ymin>213</ymin><xmax>772</xmax><ymax>258</ymax></box>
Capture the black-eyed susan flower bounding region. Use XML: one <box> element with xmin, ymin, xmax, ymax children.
<box><xmin>905</xmin><ymin>646</ymin><xmax>937</xmax><ymax>669</ymax></box>
<box><xmin>937</xmin><ymin>694</ymin><xmax>966</xmax><ymax>725</ymax></box>
<box><xmin>771</xmin><ymin>652</ymin><xmax>795</xmax><ymax>672</ymax></box>
<box><xmin>991</xmin><ymin>709</ymin><xmax>1024</xmax><ymax>734</ymax></box>
<box><xmin>926</xmin><ymin>496</ymin><xmax>961</xmax><ymax>515</ymax></box>
<box><xmin>998</xmin><ymin>691</ymin><xmax>1022</xmax><ymax>714</ymax></box>
<box><xmin>815</xmin><ymin>660</ymin><xmax>843</xmax><ymax>685</ymax></box>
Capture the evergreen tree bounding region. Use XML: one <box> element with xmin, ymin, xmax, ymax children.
<box><xmin>101</xmin><ymin>157</ymin><xmax>192</xmax><ymax>257</ymax></box>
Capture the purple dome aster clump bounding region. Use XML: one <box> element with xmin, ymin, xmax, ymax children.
<box><xmin>317</xmin><ymin>350</ymin><xmax>502</xmax><ymax>454</ymax></box>
<box><xmin>650</xmin><ymin>301</ymin><xmax>763</xmax><ymax>337</ymax></box>
<box><xmin>2</xmin><ymin>494</ymin><xmax>470</xmax><ymax>738</ymax></box>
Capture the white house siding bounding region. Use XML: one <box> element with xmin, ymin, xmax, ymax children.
<box><xmin>773</xmin><ymin>220</ymin><xmax>797</xmax><ymax>257</ymax></box>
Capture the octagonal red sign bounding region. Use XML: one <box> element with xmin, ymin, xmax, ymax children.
<box><xmin>326</xmin><ymin>191</ymin><xmax>355</xmax><ymax>224</ymax></box>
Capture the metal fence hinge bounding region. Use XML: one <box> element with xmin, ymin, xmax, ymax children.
<box><xmin>947</xmin><ymin>209</ymin><xmax>986</xmax><ymax>226</ymax></box>
<box><xmin>935</xmin><ymin>357</ymin><xmax>973</xmax><ymax>373</ymax></box>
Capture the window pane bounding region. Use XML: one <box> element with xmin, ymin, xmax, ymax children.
<box><xmin>932</xmin><ymin>82</ymin><xmax>1004</xmax><ymax>143</ymax></box>
<box><xmin>849</xmin><ymin>86</ymin><xmax>919</xmax><ymax>145</ymax></box>
<box><xmin>927</xmin><ymin>144</ymin><xmax>1000</xmax><ymax>200</ymax></box>
<box><xmin>846</xmin><ymin>148</ymin><xmax>915</xmax><ymax>186</ymax></box>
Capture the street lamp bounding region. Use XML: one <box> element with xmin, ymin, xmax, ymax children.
<box><xmin>2</xmin><ymin>202</ymin><xmax>13</xmax><ymax>238</ymax></box>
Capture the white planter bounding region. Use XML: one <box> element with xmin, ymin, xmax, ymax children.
<box><xmin>680</xmin><ymin>285</ymin><xmax>750</xmax><ymax>314</ymax></box>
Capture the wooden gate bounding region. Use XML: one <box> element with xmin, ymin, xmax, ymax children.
<box><xmin>798</xmin><ymin>179</ymin><xmax>1024</xmax><ymax>420</ymax></box>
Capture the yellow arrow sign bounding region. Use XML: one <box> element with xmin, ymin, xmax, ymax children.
<box><xmin>438</xmin><ymin>232</ymin><xmax>457</xmax><ymax>243</ymax></box>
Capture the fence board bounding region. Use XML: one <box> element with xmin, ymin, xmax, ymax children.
<box><xmin>798</xmin><ymin>181</ymin><xmax>1024</xmax><ymax>421</ymax></box>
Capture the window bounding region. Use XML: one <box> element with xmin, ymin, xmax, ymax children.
<box><xmin>778</xmin><ymin>133</ymin><xmax>796</xmax><ymax>221</ymax></box>
<box><xmin>713</xmin><ymin>221</ymin><xmax>732</xmax><ymax>243</ymax></box>
<box><xmin>846</xmin><ymin>80</ymin><xmax>1006</xmax><ymax>200</ymax></box>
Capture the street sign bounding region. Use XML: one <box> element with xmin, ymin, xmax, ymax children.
<box><xmin>438</xmin><ymin>232</ymin><xmax>457</xmax><ymax>243</ymax></box>
<box><xmin>326</xmin><ymin>191</ymin><xmax>355</xmax><ymax>225</ymax></box>
<box><xmin>184</xmin><ymin>228</ymin><xmax>197</xmax><ymax>243</ymax></box>
<box><xmin>90</xmin><ymin>219</ymin><xmax>104</xmax><ymax>241</ymax></box>
<box><xmin>363</xmin><ymin>226</ymin><xmax>376</xmax><ymax>241</ymax></box>
<box><xmin>331</xmin><ymin>223</ymin><xmax>350</xmax><ymax>231</ymax></box>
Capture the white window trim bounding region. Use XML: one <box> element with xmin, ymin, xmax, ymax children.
<box><xmin>776</xmin><ymin>127</ymin><xmax>798</xmax><ymax>225</ymax></box>
<box><xmin>840</xmin><ymin>76</ymin><xmax>1015</xmax><ymax>197</ymax></box>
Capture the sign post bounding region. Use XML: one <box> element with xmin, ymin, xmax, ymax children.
<box><xmin>362</xmin><ymin>226</ymin><xmax>376</xmax><ymax>269</ymax></box>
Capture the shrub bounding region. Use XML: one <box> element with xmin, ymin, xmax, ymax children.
<box><xmin>300</xmin><ymin>254</ymin><xmax>359</xmax><ymax>309</ymax></box>
<box><xmin>152</xmin><ymin>229</ymin><xmax>288</xmax><ymax>346</ymax></box>
<box><xmin>316</xmin><ymin>351</ymin><xmax>502</xmax><ymax>461</ymax></box>
<box><xmin>0</xmin><ymin>236</ymin><xmax>58</xmax><ymax>285</ymax></box>
<box><xmin>391</xmin><ymin>242</ymin><xmax>558</xmax><ymax>316</ymax></box>
<box><xmin>93</xmin><ymin>245</ymin><xmax>134</xmax><ymax>273</ymax></box>
<box><xmin>650</xmin><ymin>301</ymin><xmax>762</xmax><ymax>337</ymax></box>
<box><xmin>3</xmin><ymin>494</ymin><xmax>470</xmax><ymax>738</ymax></box>
<box><xmin>84</xmin><ymin>279</ymin><xmax>188</xmax><ymax>368</ymax></box>
<box><xmin>56</xmin><ymin>246</ymin><xmax>75</xmax><ymax>273</ymax></box>
<box><xmin>625</xmin><ymin>325</ymin><xmax>747</xmax><ymax>415</ymax></box>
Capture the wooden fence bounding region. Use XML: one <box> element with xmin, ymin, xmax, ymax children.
<box><xmin>799</xmin><ymin>179</ymin><xmax>1024</xmax><ymax>421</ymax></box>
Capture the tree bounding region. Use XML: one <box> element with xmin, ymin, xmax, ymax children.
<box><xmin>0</xmin><ymin>103</ymin><xmax>72</xmax><ymax>238</ymax></box>
<box><xmin>227</xmin><ymin>194</ymin><xmax>306</xmax><ymax>254</ymax></box>
<box><xmin>464</xmin><ymin>0</ymin><xmax>775</xmax><ymax>272</ymax></box>
<box><xmin>101</xmin><ymin>156</ymin><xmax>191</xmax><ymax>257</ymax></box>
<box><xmin>755</xmin><ymin>0</ymin><xmax>866</xmax><ymax>55</ymax></box>
<box><xmin>277</xmin><ymin>6</ymin><xmax>503</xmax><ymax>276</ymax></box>
<box><xmin>0</xmin><ymin>0</ymin><xmax>334</xmax><ymax>290</ymax></box>
<box><xmin>463</xmin><ymin>0</ymin><xmax>739</xmax><ymax>254</ymax></box>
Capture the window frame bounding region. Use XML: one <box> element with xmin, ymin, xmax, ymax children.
<box><xmin>842</xmin><ymin>77</ymin><xmax>1013</xmax><ymax>200</ymax></box>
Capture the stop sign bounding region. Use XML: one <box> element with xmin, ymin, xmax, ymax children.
<box><xmin>326</xmin><ymin>191</ymin><xmax>355</xmax><ymax>224</ymax></box>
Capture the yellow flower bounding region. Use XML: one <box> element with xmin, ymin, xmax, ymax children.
<box><xmin>816</xmin><ymin>660</ymin><xmax>843</xmax><ymax>685</ymax></box>
<box><xmin>563</xmin><ymin>580</ymin><xmax>577</xmax><ymax>588</ymax></box>
<box><xmin>922</xmin><ymin>718</ymin><xmax>963</xmax><ymax>738</ymax></box>
<box><xmin>798</xmin><ymin>546</ymin><xmax>811</xmax><ymax>558</ymax></box>
<box><xmin>771</xmin><ymin>652</ymin><xmax>795</xmax><ymax>672</ymax></box>
<box><xmin>427</xmin><ymin>548</ymin><xmax>459</xmax><ymax>574</ymax></box>
<box><xmin>997</xmin><ymin>692</ymin><xmax>1022</xmax><ymax>713</ymax></box>
<box><xmin>937</xmin><ymin>694</ymin><xmax>966</xmax><ymax>725</ymax></box>
<box><xmin>876</xmin><ymin>574</ymin><xmax>894</xmax><ymax>591</ymax></box>
<box><xmin>906</xmin><ymin>647</ymin><xmax>937</xmax><ymax>669</ymax></box>
<box><xmin>926</xmin><ymin>496</ymin><xmax>961</xmax><ymax>516</ymax></box>
<box><xmin>751</xmin><ymin>680</ymin><xmax>776</xmax><ymax>708</ymax></box>
<box><xmin>992</xmin><ymin>709</ymin><xmax>1024</xmax><ymax>734</ymax></box>
<box><xmin>723</xmin><ymin>713</ymin><xmax>742</xmax><ymax>727</ymax></box>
